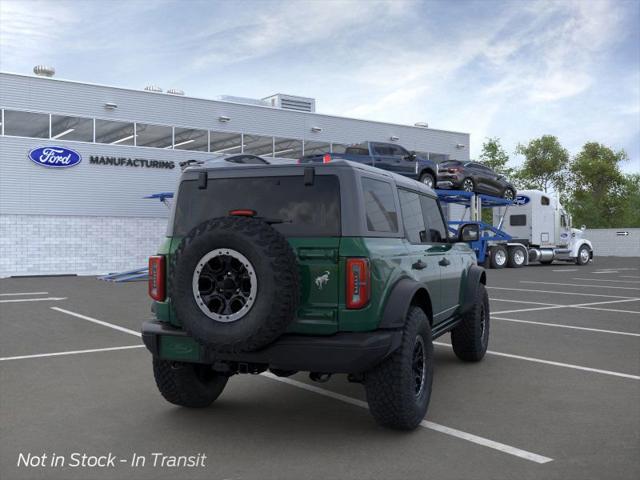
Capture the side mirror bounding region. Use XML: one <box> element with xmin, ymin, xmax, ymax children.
<box><xmin>458</xmin><ymin>223</ymin><xmax>480</xmax><ymax>242</ymax></box>
<box><xmin>581</xmin><ymin>225</ymin><xmax>586</xmax><ymax>231</ymax></box>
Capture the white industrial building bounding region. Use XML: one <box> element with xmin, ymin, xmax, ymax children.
<box><xmin>0</xmin><ymin>68</ymin><xmax>470</xmax><ymax>277</ymax></box>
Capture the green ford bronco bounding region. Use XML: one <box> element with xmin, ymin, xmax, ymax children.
<box><xmin>142</xmin><ymin>160</ymin><xmax>489</xmax><ymax>430</ymax></box>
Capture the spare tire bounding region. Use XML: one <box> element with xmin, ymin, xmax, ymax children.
<box><xmin>169</xmin><ymin>216</ymin><xmax>299</xmax><ymax>353</ymax></box>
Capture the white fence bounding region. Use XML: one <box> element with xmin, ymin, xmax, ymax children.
<box><xmin>586</xmin><ymin>228</ymin><xmax>640</xmax><ymax>258</ymax></box>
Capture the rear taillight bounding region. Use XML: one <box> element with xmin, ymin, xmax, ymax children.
<box><xmin>229</xmin><ymin>209</ymin><xmax>256</xmax><ymax>217</ymax></box>
<box><xmin>323</xmin><ymin>153</ymin><xmax>332</xmax><ymax>163</ymax></box>
<box><xmin>148</xmin><ymin>255</ymin><xmax>166</xmax><ymax>301</ymax></box>
<box><xmin>448</xmin><ymin>167</ymin><xmax>459</xmax><ymax>173</ymax></box>
<box><xmin>346</xmin><ymin>258</ymin><xmax>370</xmax><ymax>309</ymax></box>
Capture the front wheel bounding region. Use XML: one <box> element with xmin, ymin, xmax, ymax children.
<box><xmin>576</xmin><ymin>245</ymin><xmax>591</xmax><ymax>265</ymax></box>
<box><xmin>365</xmin><ymin>306</ymin><xmax>433</xmax><ymax>430</ymax></box>
<box><xmin>419</xmin><ymin>172</ymin><xmax>435</xmax><ymax>189</ymax></box>
<box><xmin>451</xmin><ymin>283</ymin><xmax>490</xmax><ymax>362</ymax></box>
<box><xmin>153</xmin><ymin>359</ymin><xmax>228</xmax><ymax>408</ymax></box>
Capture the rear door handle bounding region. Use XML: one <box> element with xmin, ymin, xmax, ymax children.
<box><xmin>412</xmin><ymin>260</ymin><xmax>427</xmax><ymax>270</ymax></box>
<box><xmin>439</xmin><ymin>257</ymin><xmax>450</xmax><ymax>267</ymax></box>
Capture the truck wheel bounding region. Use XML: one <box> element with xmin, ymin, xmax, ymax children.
<box><xmin>451</xmin><ymin>283</ymin><xmax>489</xmax><ymax>362</ymax></box>
<box><xmin>489</xmin><ymin>245</ymin><xmax>507</xmax><ymax>269</ymax></box>
<box><xmin>576</xmin><ymin>245</ymin><xmax>591</xmax><ymax>265</ymax></box>
<box><xmin>419</xmin><ymin>172</ymin><xmax>435</xmax><ymax>189</ymax></box>
<box><xmin>507</xmin><ymin>246</ymin><xmax>526</xmax><ymax>268</ymax></box>
<box><xmin>153</xmin><ymin>358</ymin><xmax>228</xmax><ymax>408</ymax></box>
<box><xmin>364</xmin><ymin>306</ymin><xmax>433</xmax><ymax>430</ymax></box>
<box><xmin>170</xmin><ymin>216</ymin><xmax>299</xmax><ymax>352</ymax></box>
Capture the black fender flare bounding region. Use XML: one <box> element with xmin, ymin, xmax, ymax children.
<box><xmin>378</xmin><ymin>278</ymin><xmax>433</xmax><ymax>329</ymax></box>
<box><xmin>460</xmin><ymin>265</ymin><xmax>486</xmax><ymax>314</ymax></box>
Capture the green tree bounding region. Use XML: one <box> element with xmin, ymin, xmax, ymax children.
<box><xmin>619</xmin><ymin>174</ymin><xmax>640</xmax><ymax>227</ymax></box>
<box><xmin>515</xmin><ymin>135</ymin><xmax>569</xmax><ymax>193</ymax></box>
<box><xmin>567</xmin><ymin>142</ymin><xmax>630</xmax><ymax>228</ymax></box>
<box><xmin>479</xmin><ymin>137</ymin><xmax>514</xmax><ymax>176</ymax></box>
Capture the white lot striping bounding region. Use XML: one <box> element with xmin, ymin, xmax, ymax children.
<box><xmin>492</xmin><ymin>316</ymin><xmax>640</xmax><ymax>337</ymax></box>
<box><xmin>434</xmin><ymin>342</ymin><xmax>640</xmax><ymax>380</ymax></box>
<box><xmin>16</xmin><ymin>307</ymin><xmax>554</xmax><ymax>464</ymax></box>
<box><xmin>488</xmin><ymin>286</ymin><xmax>637</xmax><ymax>299</ymax></box>
<box><xmin>51</xmin><ymin>307</ymin><xmax>142</xmax><ymax>337</ymax></box>
<box><xmin>621</xmin><ymin>276</ymin><xmax>640</xmax><ymax>279</ymax></box>
<box><xmin>0</xmin><ymin>292</ymin><xmax>49</xmax><ymax>296</ymax></box>
<box><xmin>597</xmin><ymin>268</ymin><xmax>637</xmax><ymax>271</ymax></box>
<box><xmin>491</xmin><ymin>298</ymin><xmax>558</xmax><ymax>306</ymax></box>
<box><xmin>520</xmin><ymin>281</ymin><xmax>640</xmax><ymax>291</ymax></box>
<box><xmin>0</xmin><ymin>297</ymin><xmax>67</xmax><ymax>303</ymax></box>
<box><xmin>0</xmin><ymin>345</ymin><xmax>145</xmax><ymax>362</ymax></box>
<box><xmin>552</xmin><ymin>269</ymin><xmax>578</xmax><ymax>272</ymax></box>
<box><xmin>574</xmin><ymin>306</ymin><xmax>640</xmax><ymax>315</ymax></box>
<box><xmin>492</xmin><ymin>297</ymin><xmax>640</xmax><ymax>315</ymax></box>
<box><xmin>261</xmin><ymin>372</ymin><xmax>553</xmax><ymax>464</ymax></box>
<box><xmin>572</xmin><ymin>278</ymin><xmax>640</xmax><ymax>284</ymax></box>
<box><xmin>592</xmin><ymin>271</ymin><xmax>619</xmax><ymax>274</ymax></box>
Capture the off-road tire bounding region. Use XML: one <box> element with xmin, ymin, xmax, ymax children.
<box><xmin>576</xmin><ymin>245</ymin><xmax>590</xmax><ymax>266</ymax></box>
<box><xmin>169</xmin><ymin>216</ymin><xmax>299</xmax><ymax>352</ymax></box>
<box><xmin>451</xmin><ymin>283</ymin><xmax>489</xmax><ymax>362</ymax></box>
<box><xmin>489</xmin><ymin>245</ymin><xmax>507</xmax><ymax>269</ymax></box>
<box><xmin>419</xmin><ymin>172</ymin><xmax>435</xmax><ymax>189</ymax></box>
<box><xmin>153</xmin><ymin>358</ymin><xmax>228</xmax><ymax>408</ymax></box>
<box><xmin>364</xmin><ymin>306</ymin><xmax>433</xmax><ymax>430</ymax></box>
<box><xmin>507</xmin><ymin>246</ymin><xmax>526</xmax><ymax>268</ymax></box>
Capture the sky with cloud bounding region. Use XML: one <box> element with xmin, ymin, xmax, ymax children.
<box><xmin>1</xmin><ymin>0</ymin><xmax>638</xmax><ymax>172</ymax></box>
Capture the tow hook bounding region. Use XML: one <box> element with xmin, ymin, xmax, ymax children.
<box><xmin>309</xmin><ymin>372</ymin><xmax>331</xmax><ymax>383</ymax></box>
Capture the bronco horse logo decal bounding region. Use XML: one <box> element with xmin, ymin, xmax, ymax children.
<box><xmin>315</xmin><ymin>271</ymin><xmax>330</xmax><ymax>290</ymax></box>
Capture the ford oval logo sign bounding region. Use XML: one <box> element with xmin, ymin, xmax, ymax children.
<box><xmin>28</xmin><ymin>146</ymin><xmax>82</xmax><ymax>168</ymax></box>
<box><xmin>514</xmin><ymin>195</ymin><xmax>530</xmax><ymax>205</ymax></box>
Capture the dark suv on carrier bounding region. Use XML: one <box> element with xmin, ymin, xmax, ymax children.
<box><xmin>437</xmin><ymin>160</ymin><xmax>516</xmax><ymax>199</ymax></box>
<box><xmin>143</xmin><ymin>160</ymin><xmax>489</xmax><ymax>430</ymax></box>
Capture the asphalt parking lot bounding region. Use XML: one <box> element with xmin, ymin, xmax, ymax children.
<box><xmin>1</xmin><ymin>257</ymin><xmax>639</xmax><ymax>480</ymax></box>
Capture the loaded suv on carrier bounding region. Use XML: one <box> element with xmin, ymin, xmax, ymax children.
<box><xmin>142</xmin><ymin>160</ymin><xmax>490</xmax><ymax>430</ymax></box>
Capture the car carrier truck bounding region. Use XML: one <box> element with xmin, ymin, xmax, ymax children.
<box><xmin>440</xmin><ymin>189</ymin><xmax>593</xmax><ymax>268</ymax></box>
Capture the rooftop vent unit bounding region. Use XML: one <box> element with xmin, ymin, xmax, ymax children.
<box><xmin>167</xmin><ymin>88</ymin><xmax>185</xmax><ymax>96</ymax></box>
<box><xmin>217</xmin><ymin>95</ymin><xmax>270</xmax><ymax>107</ymax></box>
<box><xmin>414</xmin><ymin>122</ymin><xmax>429</xmax><ymax>128</ymax></box>
<box><xmin>262</xmin><ymin>94</ymin><xmax>316</xmax><ymax>113</ymax></box>
<box><xmin>144</xmin><ymin>85</ymin><xmax>163</xmax><ymax>93</ymax></box>
<box><xmin>33</xmin><ymin>65</ymin><xmax>55</xmax><ymax>77</ymax></box>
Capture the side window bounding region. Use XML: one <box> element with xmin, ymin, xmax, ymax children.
<box><xmin>399</xmin><ymin>190</ymin><xmax>426</xmax><ymax>243</ymax></box>
<box><xmin>561</xmin><ymin>214</ymin><xmax>567</xmax><ymax>227</ymax></box>
<box><xmin>510</xmin><ymin>215</ymin><xmax>527</xmax><ymax>226</ymax></box>
<box><xmin>541</xmin><ymin>196</ymin><xmax>550</xmax><ymax>206</ymax></box>
<box><xmin>420</xmin><ymin>196</ymin><xmax>448</xmax><ymax>243</ymax></box>
<box><xmin>372</xmin><ymin>144</ymin><xmax>391</xmax><ymax>156</ymax></box>
<box><xmin>390</xmin><ymin>145</ymin><xmax>409</xmax><ymax>158</ymax></box>
<box><xmin>361</xmin><ymin>178</ymin><xmax>398</xmax><ymax>233</ymax></box>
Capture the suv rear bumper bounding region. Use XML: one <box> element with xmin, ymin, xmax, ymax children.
<box><xmin>141</xmin><ymin>321</ymin><xmax>402</xmax><ymax>374</ymax></box>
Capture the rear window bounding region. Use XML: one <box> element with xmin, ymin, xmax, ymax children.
<box><xmin>173</xmin><ymin>175</ymin><xmax>341</xmax><ymax>237</ymax></box>
<box><xmin>440</xmin><ymin>160</ymin><xmax>462</xmax><ymax>167</ymax></box>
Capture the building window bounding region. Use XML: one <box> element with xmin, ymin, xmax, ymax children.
<box><xmin>361</xmin><ymin>177</ymin><xmax>398</xmax><ymax>233</ymax></box>
<box><xmin>95</xmin><ymin>119</ymin><xmax>135</xmax><ymax>145</ymax></box>
<box><xmin>210</xmin><ymin>131</ymin><xmax>243</xmax><ymax>154</ymax></box>
<box><xmin>3</xmin><ymin>110</ymin><xmax>49</xmax><ymax>138</ymax></box>
<box><xmin>173</xmin><ymin>127</ymin><xmax>208</xmax><ymax>151</ymax></box>
<box><xmin>303</xmin><ymin>140</ymin><xmax>330</xmax><ymax>157</ymax></box>
<box><xmin>429</xmin><ymin>153</ymin><xmax>450</xmax><ymax>163</ymax></box>
<box><xmin>331</xmin><ymin>143</ymin><xmax>348</xmax><ymax>154</ymax></box>
<box><xmin>135</xmin><ymin>123</ymin><xmax>173</xmax><ymax>149</ymax></box>
<box><xmin>51</xmin><ymin>114</ymin><xmax>93</xmax><ymax>142</ymax></box>
<box><xmin>243</xmin><ymin>134</ymin><xmax>274</xmax><ymax>156</ymax></box>
<box><xmin>273</xmin><ymin>137</ymin><xmax>303</xmax><ymax>159</ymax></box>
